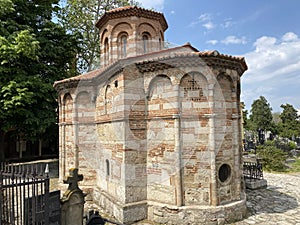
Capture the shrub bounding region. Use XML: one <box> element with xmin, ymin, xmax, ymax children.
<box><xmin>288</xmin><ymin>141</ymin><xmax>297</xmax><ymax>150</ymax></box>
<box><xmin>256</xmin><ymin>145</ymin><xmax>288</xmax><ymax>172</ymax></box>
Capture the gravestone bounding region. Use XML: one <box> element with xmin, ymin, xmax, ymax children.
<box><xmin>61</xmin><ymin>168</ymin><xmax>85</xmax><ymax>225</ymax></box>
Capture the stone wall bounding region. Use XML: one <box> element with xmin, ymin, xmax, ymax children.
<box><xmin>56</xmin><ymin>60</ymin><xmax>245</xmax><ymax>224</ymax></box>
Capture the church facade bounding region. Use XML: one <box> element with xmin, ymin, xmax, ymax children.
<box><xmin>54</xmin><ymin>6</ymin><xmax>248</xmax><ymax>224</ymax></box>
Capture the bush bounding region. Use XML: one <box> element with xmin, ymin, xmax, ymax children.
<box><xmin>289</xmin><ymin>141</ymin><xmax>297</xmax><ymax>150</ymax></box>
<box><xmin>256</xmin><ymin>145</ymin><xmax>288</xmax><ymax>172</ymax></box>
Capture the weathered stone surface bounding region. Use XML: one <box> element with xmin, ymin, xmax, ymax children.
<box><xmin>245</xmin><ymin>178</ymin><xmax>267</xmax><ymax>190</ymax></box>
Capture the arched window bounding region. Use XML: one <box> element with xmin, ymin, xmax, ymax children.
<box><xmin>106</xmin><ymin>159</ymin><xmax>110</xmax><ymax>176</ymax></box>
<box><xmin>118</xmin><ymin>33</ymin><xmax>128</xmax><ymax>58</ymax></box>
<box><xmin>104</xmin><ymin>38</ymin><xmax>109</xmax><ymax>64</ymax></box>
<box><xmin>159</xmin><ymin>38</ymin><xmax>162</xmax><ymax>50</ymax></box>
<box><xmin>142</xmin><ymin>33</ymin><xmax>150</xmax><ymax>53</ymax></box>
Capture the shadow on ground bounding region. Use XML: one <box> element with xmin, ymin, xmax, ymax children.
<box><xmin>245</xmin><ymin>186</ymin><xmax>298</xmax><ymax>216</ymax></box>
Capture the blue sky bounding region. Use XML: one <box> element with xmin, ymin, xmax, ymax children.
<box><xmin>136</xmin><ymin>0</ymin><xmax>300</xmax><ymax>113</ymax></box>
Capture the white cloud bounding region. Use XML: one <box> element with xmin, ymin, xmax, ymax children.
<box><xmin>136</xmin><ymin>0</ymin><xmax>164</xmax><ymax>10</ymax></box>
<box><xmin>206</xmin><ymin>39</ymin><xmax>218</xmax><ymax>45</ymax></box>
<box><xmin>189</xmin><ymin>13</ymin><xmax>216</xmax><ymax>30</ymax></box>
<box><xmin>199</xmin><ymin>13</ymin><xmax>212</xmax><ymax>22</ymax></box>
<box><xmin>241</xmin><ymin>32</ymin><xmax>300</xmax><ymax>111</ymax></box>
<box><xmin>221</xmin><ymin>36</ymin><xmax>247</xmax><ymax>45</ymax></box>
<box><xmin>170</xmin><ymin>10</ymin><xmax>175</xmax><ymax>15</ymax></box>
<box><xmin>282</xmin><ymin>32</ymin><xmax>298</xmax><ymax>42</ymax></box>
<box><xmin>221</xmin><ymin>18</ymin><xmax>236</xmax><ymax>28</ymax></box>
<box><xmin>203</xmin><ymin>21</ymin><xmax>215</xmax><ymax>30</ymax></box>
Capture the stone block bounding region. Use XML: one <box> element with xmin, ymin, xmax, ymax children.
<box><xmin>245</xmin><ymin>178</ymin><xmax>267</xmax><ymax>190</ymax></box>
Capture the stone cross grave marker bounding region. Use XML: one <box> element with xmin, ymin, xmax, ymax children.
<box><xmin>64</xmin><ymin>168</ymin><xmax>83</xmax><ymax>190</ymax></box>
<box><xmin>61</xmin><ymin>168</ymin><xmax>85</xmax><ymax>225</ymax></box>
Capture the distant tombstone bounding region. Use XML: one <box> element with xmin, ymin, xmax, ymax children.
<box><xmin>61</xmin><ymin>168</ymin><xmax>85</xmax><ymax>225</ymax></box>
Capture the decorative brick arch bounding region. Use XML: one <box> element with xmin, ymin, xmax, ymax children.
<box><xmin>138</xmin><ymin>22</ymin><xmax>158</xmax><ymax>53</ymax></box>
<box><xmin>147</xmin><ymin>74</ymin><xmax>172</xmax><ymax>99</ymax></box>
<box><xmin>138</xmin><ymin>22</ymin><xmax>157</xmax><ymax>37</ymax></box>
<box><xmin>75</xmin><ymin>91</ymin><xmax>92</xmax><ymax>123</ymax></box>
<box><xmin>100</xmin><ymin>29</ymin><xmax>109</xmax><ymax>45</ymax></box>
<box><xmin>117</xmin><ymin>31</ymin><xmax>129</xmax><ymax>58</ymax></box>
<box><xmin>179</xmin><ymin>72</ymin><xmax>209</xmax><ymax>115</ymax></box>
<box><xmin>62</xmin><ymin>93</ymin><xmax>73</xmax><ymax>123</ymax></box>
<box><xmin>216</xmin><ymin>73</ymin><xmax>235</xmax><ymax>101</ymax></box>
<box><xmin>111</xmin><ymin>22</ymin><xmax>133</xmax><ymax>39</ymax></box>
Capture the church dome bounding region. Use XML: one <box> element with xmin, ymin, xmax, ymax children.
<box><xmin>96</xmin><ymin>6</ymin><xmax>168</xmax><ymax>67</ymax></box>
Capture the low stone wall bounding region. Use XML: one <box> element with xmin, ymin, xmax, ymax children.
<box><xmin>148</xmin><ymin>195</ymin><xmax>247</xmax><ymax>225</ymax></box>
<box><xmin>92</xmin><ymin>187</ymin><xmax>246</xmax><ymax>225</ymax></box>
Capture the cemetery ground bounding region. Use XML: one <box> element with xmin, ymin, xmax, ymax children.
<box><xmin>46</xmin><ymin>157</ymin><xmax>300</xmax><ymax>224</ymax></box>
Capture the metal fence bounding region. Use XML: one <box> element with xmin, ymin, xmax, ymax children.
<box><xmin>0</xmin><ymin>162</ymin><xmax>50</xmax><ymax>225</ymax></box>
<box><xmin>243</xmin><ymin>157</ymin><xmax>264</xmax><ymax>180</ymax></box>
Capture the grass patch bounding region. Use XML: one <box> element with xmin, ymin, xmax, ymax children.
<box><xmin>286</xmin><ymin>157</ymin><xmax>300</xmax><ymax>173</ymax></box>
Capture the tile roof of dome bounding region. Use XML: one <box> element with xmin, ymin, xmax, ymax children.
<box><xmin>95</xmin><ymin>5</ymin><xmax>168</xmax><ymax>31</ymax></box>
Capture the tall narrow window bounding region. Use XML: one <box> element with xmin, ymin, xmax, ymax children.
<box><xmin>106</xmin><ymin>159</ymin><xmax>110</xmax><ymax>176</ymax></box>
<box><xmin>104</xmin><ymin>38</ymin><xmax>109</xmax><ymax>64</ymax></box>
<box><xmin>122</xmin><ymin>35</ymin><xmax>127</xmax><ymax>57</ymax></box>
<box><xmin>118</xmin><ymin>33</ymin><xmax>128</xmax><ymax>58</ymax></box>
<box><xmin>159</xmin><ymin>38</ymin><xmax>162</xmax><ymax>50</ymax></box>
<box><xmin>142</xmin><ymin>33</ymin><xmax>150</xmax><ymax>53</ymax></box>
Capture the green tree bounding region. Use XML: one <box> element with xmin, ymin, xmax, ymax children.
<box><xmin>57</xmin><ymin>0</ymin><xmax>139</xmax><ymax>72</ymax></box>
<box><xmin>249</xmin><ymin>96</ymin><xmax>273</xmax><ymax>132</ymax></box>
<box><xmin>278</xmin><ymin>103</ymin><xmax>300</xmax><ymax>139</ymax></box>
<box><xmin>0</xmin><ymin>0</ymin><xmax>78</xmax><ymax>160</ymax></box>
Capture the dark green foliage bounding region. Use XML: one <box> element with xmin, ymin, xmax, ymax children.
<box><xmin>256</xmin><ymin>141</ymin><xmax>288</xmax><ymax>172</ymax></box>
<box><xmin>0</xmin><ymin>0</ymin><xmax>78</xmax><ymax>143</ymax></box>
<box><xmin>249</xmin><ymin>96</ymin><xmax>273</xmax><ymax>132</ymax></box>
<box><xmin>289</xmin><ymin>141</ymin><xmax>297</xmax><ymax>150</ymax></box>
<box><xmin>277</xmin><ymin>104</ymin><xmax>300</xmax><ymax>139</ymax></box>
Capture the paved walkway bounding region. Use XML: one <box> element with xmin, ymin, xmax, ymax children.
<box><xmin>134</xmin><ymin>172</ymin><xmax>300</xmax><ymax>225</ymax></box>
<box><xmin>234</xmin><ymin>172</ymin><xmax>300</xmax><ymax>225</ymax></box>
<box><xmin>66</xmin><ymin>172</ymin><xmax>300</xmax><ymax>224</ymax></box>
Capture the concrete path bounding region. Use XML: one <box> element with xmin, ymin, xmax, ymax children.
<box><xmin>234</xmin><ymin>172</ymin><xmax>300</xmax><ymax>225</ymax></box>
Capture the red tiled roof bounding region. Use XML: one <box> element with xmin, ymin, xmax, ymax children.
<box><xmin>53</xmin><ymin>44</ymin><xmax>247</xmax><ymax>90</ymax></box>
<box><xmin>107</xmin><ymin>5</ymin><xmax>134</xmax><ymax>13</ymax></box>
<box><xmin>95</xmin><ymin>6</ymin><xmax>168</xmax><ymax>31</ymax></box>
<box><xmin>53</xmin><ymin>67</ymin><xmax>105</xmax><ymax>88</ymax></box>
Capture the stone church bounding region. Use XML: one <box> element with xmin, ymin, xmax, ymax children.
<box><xmin>54</xmin><ymin>6</ymin><xmax>248</xmax><ymax>224</ymax></box>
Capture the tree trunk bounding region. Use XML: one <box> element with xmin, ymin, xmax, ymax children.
<box><xmin>39</xmin><ymin>139</ymin><xmax>42</xmax><ymax>156</ymax></box>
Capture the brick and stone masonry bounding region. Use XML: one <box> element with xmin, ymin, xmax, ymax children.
<box><xmin>54</xmin><ymin>6</ymin><xmax>248</xmax><ymax>225</ymax></box>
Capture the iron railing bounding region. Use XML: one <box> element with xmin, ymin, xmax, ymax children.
<box><xmin>0</xmin><ymin>163</ymin><xmax>50</xmax><ymax>225</ymax></box>
<box><xmin>243</xmin><ymin>157</ymin><xmax>263</xmax><ymax>180</ymax></box>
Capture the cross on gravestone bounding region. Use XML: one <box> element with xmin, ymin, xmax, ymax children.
<box><xmin>63</xmin><ymin>168</ymin><xmax>83</xmax><ymax>191</ymax></box>
<box><xmin>61</xmin><ymin>168</ymin><xmax>85</xmax><ymax>225</ymax></box>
